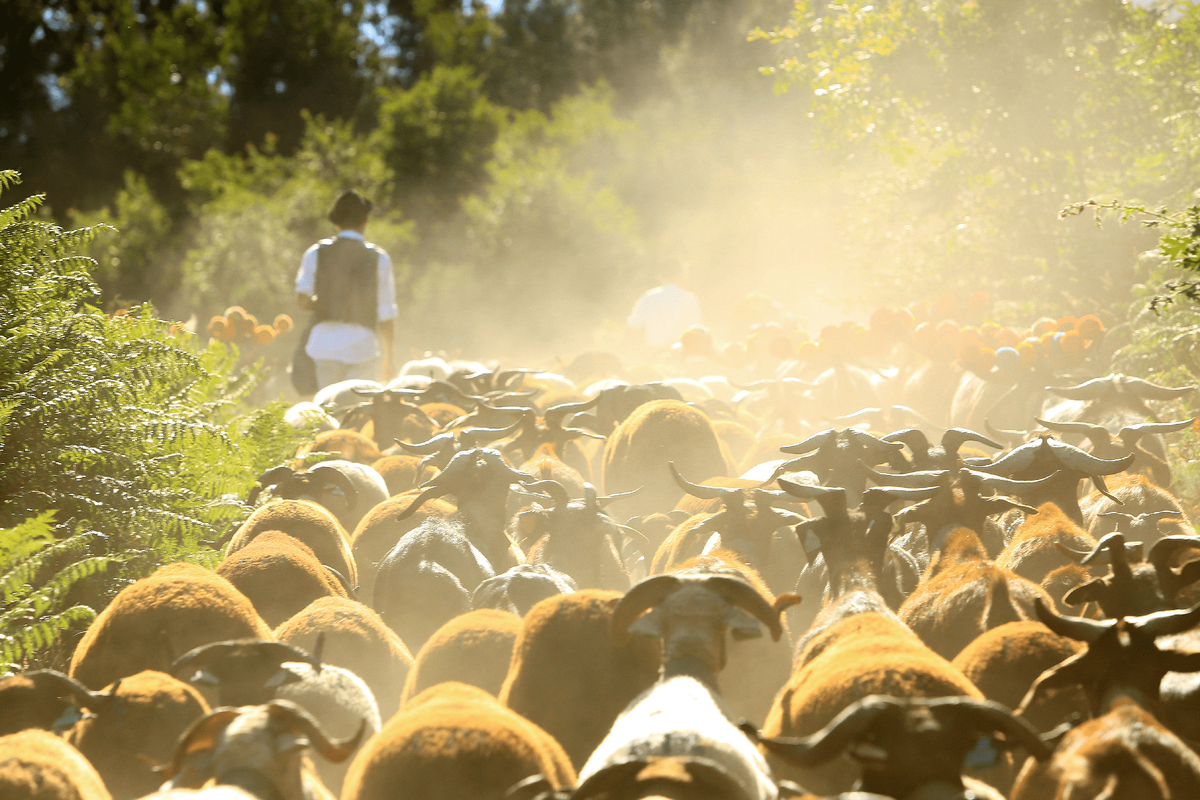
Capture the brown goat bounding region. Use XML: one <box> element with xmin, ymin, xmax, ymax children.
<box><xmin>499</xmin><ymin>590</ymin><xmax>662</xmax><ymax>771</ymax></box>
<box><xmin>400</xmin><ymin>608</ymin><xmax>522</xmax><ymax>705</ymax></box>
<box><xmin>342</xmin><ymin>682</ymin><xmax>575</xmax><ymax>800</ymax></box>
<box><xmin>274</xmin><ymin>596</ymin><xmax>414</xmax><ymax>719</ymax></box>
<box><xmin>0</xmin><ymin>728</ymin><xmax>112</xmax><ymax>800</ymax></box>
<box><xmin>69</xmin><ymin>563</ymin><xmax>272</xmax><ymax>690</ymax></box>
<box><xmin>66</xmin><ymin>670</ymin><xmax>210</xmax><ymax>800</ymax></box>
<box><xmin>216</xmin><ymin>531</ymin><xmax>348</xmax><ymax>628</ymax></box>
<box><xmin>228</xmin><ymin>499</ymin><xmax>358</xmax><ymax>589</ymax></box>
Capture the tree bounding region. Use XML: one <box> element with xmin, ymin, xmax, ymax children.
<box><xmin>752</xmin><ymin>0</ymin><xmax>1200</xmax><ymax>315</ymax></box>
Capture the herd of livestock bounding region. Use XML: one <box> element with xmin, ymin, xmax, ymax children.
<box><xmin>5</xmin><ymin>301</ymin><xmax>1200</xmax><ymax>800</ymax></box>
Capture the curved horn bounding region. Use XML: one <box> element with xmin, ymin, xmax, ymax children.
<box><xmin>158</xmin><ymin>707</ymin><xmax>241</xmax><ymax>780</ymax></box>
<box><xmin>1034</xmin><ymin>417</ymin><xmax>1112</xmax><ymax>444</ymax></box>
<box><xmin>1046</xmin><ymin>439</ymin><xmax>1136</xmax><ymax>475</ymax></box>
<box><xmin>932</xmin><ymin>698</ymin><xmax>1053</xmax><ymax>761</ymax></box>
<box><xmin>698</xmin><ymin>574</ymin><xmax>791</xmax><ymax>642</ymax></box>
<box><xmin>669</xmin><ymin>461</ymin><xmax>740</xmax><ymax>501</ymax></box>
<box><xmin>1122</xmin><ymin>376</ymin><xmax>1197</xmax><ymax>401</ymax></box>
<box><xmin>1130</xmin><ymin>600</ymin><xmax>1200</xmax><ymax>639</ymax></box>
<box><xmin>23</xmin><ymin>669</ymin><xmax>106</xmax><ymax>709</ymax></box>
<box><xmin>741</xmin><ymin>696</ymin><xmax>900</xmax><ymax>768</ymax></box>
<box><xmin>777</xmin><ymin>480</ymin><xmax>849</xmax><ymax>522</ymax></box>
<box><xmin>523</xmin><ymin>479</ymin><xmax>569</xmax><ymax>510</ymax></box>
<box><xmin>1147</xmin><ymin>536</ymin><xmax>1200</xmax><ymax>579</ymax></box>
<box><xmin>1032</xmin><ymin>596</ymin><xmax>1113</xmax><ymax>643</ymax></box>
<box><xmin>397</xmin><ymin>432</ymin><xmax>456</xmax><ymax>455</ymax></box>
<box><xmin>779</xmin><ymin>428</ymin><xmax>838</xmax><ymax>455</ymax></box>
<box><xmin>970</xmin><ymin>439</ymin><xmax>1041</xmax><ymax>475</ymax></box>
<box><xmin>308</xmin><ymin>465</ymin><xmax>359</xmax><ymax>511</ymax></box>
<box><xmin>1045</xmin><ymin>377</ymin><xmax>1117</xmax><ymax>401</ymax></box>
<box><xmin>543</xmin><ymin>395</ymin><xmax>602</xmax><ymax>431</ymax></box>
<box><xmin>393</xmin><ymin>483</ymin><xmax>452</xmax><ymax>520</ymax></box>
<box><xmin>859</xmin><ymin>462</ymin><xmax>948</xmax><ymax>488</ymax></box>
<box><xmin>169</xmin><ymin>639</ymin><xmax>319</xmax><ymax>677</ymax></box>
<box><xmin>941</xmin><ymin>428</ymin><xmax>1004</xmax><ymax>455</ymax></box>
<box><xmin>611</xmin><ymin>575</ymin><xmax>682</xmax><ymax>640</ymax></box>
<box><xmin>266</xmin><ymin>699</ymin><xmax>366</xmax><ymax>763</ymax></box>
<box><xmin>965</xmin><ymin>469</ymin><xmax>1060</xmax><ymax>496</ymax></box>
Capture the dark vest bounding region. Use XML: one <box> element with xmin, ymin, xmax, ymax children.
<box><xmin>313</xmin><ymin>236</ymin><xmax>379</xmax><ymax>329</ymax></box>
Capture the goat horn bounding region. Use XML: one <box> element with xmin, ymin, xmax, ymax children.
<box><xmin>779</xmin><ymin>428</ymin><xmax>838</xmax><ymax>455</ymax></box>
<box><xmin>1032</xmin><ymin>596</ymin><xmax>1113</xmax><ymax>643</ymax></box>
<box><xmin>1129</xmin><ymin>599</ymin><xmax>1200</xmax><ymax>639</ymax></box>
<box><xmin>1122</xmin><ymin>376</ymin><xmax>1197</xmax><ymax>401</ymax></box>
<box><xmin>169</xmin><ymin>639</ymin><xmax>318</xmax><ymax>677</ymax></box>
<box><xmin>611</xmin><ymin>575</ymin><xmax>682</xmax><ymax>641</ymax></box>
<box><xmin>941</xmin><ymin>427</ymin><xmax>1004</xmax><ymax>455</ymax></box>
<box><xmin>669</xmin><ymin>461</ymin><xmax>739</xmax><ymax>501</ymax></box>
<box><xmin>158</xmin><ymin>707</ymin><xmax>241</xmax><ymax>780</ymax></box>
<box><xmin>698</xmin><ymin>574</ymin><xmax>789</xmax><ymax>642</ymax></box>
<box><xmin>266</xmin><ymin>699</ymin><xmax>366</xmax><ymax>763</ymax></box>
<box><xmin>1045</xmin><ymin>377</ymin><xmax>1118</xmax><ymax>400</ymax></box>
<box><xmin>308</xmin><ymin>465</ymin><xmax>359</xmax><ymax>511</ymax></box>
<box><xmin>1035</xmin><ymin>417</ymin><xmax>1112</xmax><ymax>444</ymax></box>
<box><xmin>859</xmin><ymin>461</ymin><xmax>949</xmax><ymax>488</ymax></box>
<box><xmin>742</xmin><ymin>696</ymin><xmax>900</xmax><ymax>768</ymax></box>
<box><xmin>23</xmin><ymin>669</ymin><xmax>107</xmax><ymax>710</ymax></box>
<box><xmin>932</xmin><ymin>698</ymin><xmax>1053</xmax><ymax>761</ymax></box>
<box><xmin>1046</xmin><ymin>439</ymin><xmax>1136</xmax><ymax>475</ymax></box>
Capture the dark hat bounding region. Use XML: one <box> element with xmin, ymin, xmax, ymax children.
<box><xmin>328</xmin><ymin>189</ymin><xmax>373</xmax><ymax>228</ymax></box>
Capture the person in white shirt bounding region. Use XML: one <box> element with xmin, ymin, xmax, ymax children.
<box><xmin>626</xmin><ymin>260</ymin><xmax>702</xmax><ymax>354</ymax></box>
<box><xmin>295</xmin><ymin>190</ymin><xmax>397</xmax><ymax>389</ymax></box>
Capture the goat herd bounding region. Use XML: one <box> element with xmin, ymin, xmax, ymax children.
<box><xmin>4</xmin><ymin>305</ymin><xmax>1200</xmax><ymax>800</ymax></box>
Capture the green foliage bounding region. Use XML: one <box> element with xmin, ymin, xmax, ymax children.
<box><xmin>751</xmin><ymin>0</ymin><xmax>1200</xmax><ymax>314</ymax></box>
<box><xmin>0</xmin><ymin>513</ymin><xmax>124</xmax><ymax>672</ymax></box>
<box><xmin>375</xmin><ymin>65</ymin><xmax>507</xmax><ymax>220</ymax></box>
<box><xmin>178</xmin><ymin>119</ymin><xmax>415</xmax><ymax>321</ymax></box>
<box><xmin>0</xmin><ymin>170</ymin><xmax>300</xmax><ymax>665</ymax></box>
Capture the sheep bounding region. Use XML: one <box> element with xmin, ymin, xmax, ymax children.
<box><xmin>274</xmin><ymin>596</ymin><xmax>414</xmax><ymax>720</ymax></box>
<box><xmin>499</xmin><ymin>590</ymin><xmax>662</xmax><ymax>770</ymax></box>
<box><xmin>0</xmin><ymin>728</ymin><xmax>112</xmax><ymax>800</ymax></box>
<box><xmin>373</xmin><ymin>515</ymin><xmax>497</xmax><ymax>652</ymax></box>
<box><xmin>601</xmin><ymin>399</ymin><xmax>729</xmax><ymax>520</ymax></box>
<box><xmin>155</xmin><ymin>699</ymin><xmax>363</xmax><ymax>800</ymax></box>
<box><xmin>472</xmin><ymin>563</ymin><xmax>578</xmax><ymax>616</ymax></box>
<box><xmin>227</xmin><ymin>499</ymin><xmax>357</xmax><ymax>590</ymax></box>
<box><xmin>0</xmin><ymin>669</ymin><xmax>104</xmax><ymax>736</ymax></box>
<box><xmin>743</xmin><ymin>694</ymin><xmax>1051</xmax><ymax>800</ymax></box>
<box><xmin>558</xmin><ymin>570</ymin><xmax>796</xmax><ymax>800</ymax></box>
<box><xmin>400</xmin><ymin>608</ymin><xmax>523</xmax><ymax>704</ymax></box>
<box><xmin>64</xmin><ymin>670</ymin><xmax>210</xmax><ymax>800</ymax></box>
<box><xmin>69</xmin><ymin>563</ymin><xmax>272</xmax><ymax>691</ymax></box>
<box><xmin>761</xmin><ymin>481</ymin><xmax>984</xmax><ymax>796</ymax></box>
<box><xmin>215</xmin><ymin>531</ymin><xmax>348</xmax><ymax>628</ymax></box>
<box><xmin>897</xmin><ymin>526</ymin><xmax>1055</xmax><ymax>661</ymax></box>
<box><xmin>340</xmin><ymin>681</ymin><xmax>576</xmax><ymax>800</ymax></box>
<box><xmin>283</xmin><ymin>401</ymin><xmax>338</xmax><ymax>434</ymax></box>
<box><xmin>1010</xmin><ymin>599</ymin><xmax>1200</xmax><ymax>799</ymax></box>
<box><xmin>312</xmin><ymin>378</ymin><xmax>384</xmax><ymax>416</ymax></box>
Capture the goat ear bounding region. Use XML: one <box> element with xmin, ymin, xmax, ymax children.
<box><xmin>725</xmin><ymin>606</ymin><xmax>763</xmax><ymax>641</ymax></box>
<box><xmin>627</xmin><ymin>606</ymin><xmax>666</xmax><ymax>638</ymax></box>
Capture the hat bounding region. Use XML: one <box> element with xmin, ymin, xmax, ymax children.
<box><xmin>328</xmin><ymin>190</ymin><xmax>373</xmax><ymax>228</ymax></box>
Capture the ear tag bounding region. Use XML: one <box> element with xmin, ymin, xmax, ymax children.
<box><xmin>52</xmin><ymin>705</ymin><xmax>86</xmax><ymax>733</ymax></box>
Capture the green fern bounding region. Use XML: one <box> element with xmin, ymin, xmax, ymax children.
<box><xmin>0</xmin><ymin>513</ymin><xmax>126</xmax><ymax>671</ymax></box>
<box><xmin>0</xmin><ymin>171</ymin><xmax>301</xmax><ymax>666</ymax></box>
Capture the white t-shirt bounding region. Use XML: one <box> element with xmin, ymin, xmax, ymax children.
<box><xmin>627</xmin><ymin>283</ymin><xmax>702</xmax><ymax>349</ymax></box>
<box><xmin>295</xmin><ymin>231</ymin><xmax>398</xmax><ymax>364</ymax></box>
